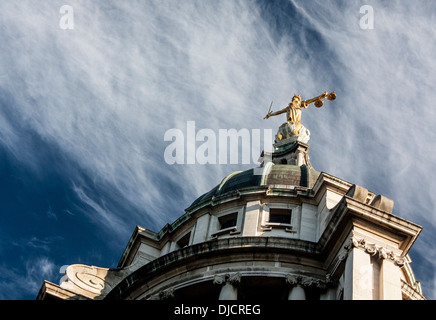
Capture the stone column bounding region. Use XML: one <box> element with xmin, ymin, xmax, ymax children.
<box><xmin>343</xmin><ymin>245</ymin><xmax>373</xmax><ymax>300</ymax></box>
<box><xmin>343</xmin><ymin>236</ymin><xmax>405</xmax><ymax>300</ymax></box>
<box><xmin>213</xmin><ymin>273</ymin><xmax>241</xmax><ymax>300</ymax></box>
<box><xmin>320</xmin><ymin>287</ymin><xmax>337</xmax><ymax>300</ymax></box>
<box><xmin>319</xmin><ymin>275</ymin><xmax>338</xmax><ymax>300</ymax></box>
<box><xmin>192</xmin><ymin>213</ymin><xmax>210</xmax><ymax>244</ymax></box>
<box><xmin>286</xmin><ymin>275</ymin><xmax>306</xmax><ymax>300</ymax></box>
<box><xmin>286</xmin><ymin>274</ymin><xmax>327</xmax><ymax>300</ymax></box>
<box><xmin>242</xmin><ymin>201</ymin><xmax>260</xmax><ymax>237</ymax></box>
<box><xmin>379</xmin><ymin>250</ymin><xmax>402</xmax><ymax>300</ymax></box>
<box><xmin>288</xmin><ymin>285</ymin><xmax>306</xmax><ymax>300</ymax></box>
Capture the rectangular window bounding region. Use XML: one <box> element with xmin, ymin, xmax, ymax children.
<box><xmin>177</xmin><ymin>232</ymin><xmax>191</xmax><ymax>248</ymax></box>
<box><xmin>211</xmin><ymin>212</ymin><xmax>239</xmax><ymax>238</ymax></box>
<box><xmin>269</xmin><ymin>208</ymin><xmax>292</xmax><ymax>224</ymax></box>
<box><xmin>219</xmin><ymin>212</ymin><xmax>238</xmax><ymax>230</ymax></box>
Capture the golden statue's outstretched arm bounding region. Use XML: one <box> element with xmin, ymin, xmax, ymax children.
<box><xmin>303</xmin><ymin>91</ymin><xmax>336</xmax><ymax>108</ymax></box>
<box><xmin>264</xmin><ymin>107</ymin><xmax>287</xmax><ymax>119</ymax></box>
<box><xmin>263</xmin><ymin>91</ymin><xmax>336</xmax><ymax>120</ymax></box>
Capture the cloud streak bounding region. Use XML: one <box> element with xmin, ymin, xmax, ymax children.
<box><xmin>0</xmin><ymin>256</ymin><xmax>56</xmax><ymax>299</ymax></box>
<box><xmin>0</xmin><ymin>0</ymin><xmax>298</xmax><ymax>228</ymax></box>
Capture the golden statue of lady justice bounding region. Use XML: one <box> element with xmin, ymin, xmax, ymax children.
<box><xmin>264</xmin><ymin>91</ymin><xmax>336</xmax><ymax>136</ymax></box>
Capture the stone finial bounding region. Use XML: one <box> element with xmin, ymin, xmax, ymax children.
<box><xmin>370</xmin><ymin>194</ymin><xmax>394</xmax><ymax>213</ymax></box>
<box><xmin>346</xmin><ymin>184</ymin><xmax>369</xmax><ymax>203</ymax></box>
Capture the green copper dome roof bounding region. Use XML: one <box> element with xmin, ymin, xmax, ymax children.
<box><xmin>188</xmin><ymin>163</ymin><xmax>320</xmax><ymax>210</ymax></box>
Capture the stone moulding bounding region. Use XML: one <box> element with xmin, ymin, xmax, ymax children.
<box><xmin>285</xmin><ymin>274</ymin><xmax>328</xmax><ymax>290</ymax></box>
<box><xmin>326</xmin><ymin>234</ymin><xmax>409</xmax><ymax>286</ymax></box>
<box><xmin>105</xmin><ymin>236</ymin><xmax>321</xmax><ymax>300</ymax></box>
<box><xmin>319</xmin><ymin>194</ymin><xmax>422</xmax><ymax>260</ymax></box>
<box><xmin>401</xmin><ymin>279</ymin><xmax>426</xmax><ymax>300</ymax></box>
<box><xmin>343</xmin><ymin>236</ymin><xmax>405</xmax><ymax>267</ymax></box>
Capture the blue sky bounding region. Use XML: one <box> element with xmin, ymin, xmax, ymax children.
<box><xmin>0</xmin><ymin>0</ymin><xmax>435</xmax><ymax>300</ymax></box>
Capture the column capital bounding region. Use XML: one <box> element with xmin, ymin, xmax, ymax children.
<box><xmin>213</xmin><ymin>272</ymin><xmax>242</xmax><ymax>286</ymax></box>
<box><xmin>159</xmin><ymin>287</ymin><xmax>174</xmax><ymax>300</ymax></box>
<box><xmin>345</xmin><ymin>236</ymin><xmax>405</xmax><ymax>267</ymax></box>
<box><xmin>285</xmin><ymin>274</ymin><xmax>326</xmax><ymax>290</ymax></box>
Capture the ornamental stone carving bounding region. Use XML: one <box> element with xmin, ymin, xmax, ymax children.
<box><xmin>344</xmin><ymin>236</ymin><xmax>405</xmax><ymax>267</ymax></box>
<box><xmin>159</xmin><ymin>288</ymin><xmax>175</xmax><ymax>300</ymax></box>
<box><xmin>213</xmin><ymin>273</ymin><xmax>242</xmax><ymax>286</ymax></box>
<box><xmin>285</xmin><ymin>274</ymin><xmax>303</xmax><ymax>286</ymax></box>
<box><xmin>285</xmin><ymin>274</ymin><xmax>326</xmax><ymax>290</ymax></box>
<box><xmin>60</xmin><ymin>264</ymin><xmax>114</xmax><ymax>297</ymax></box>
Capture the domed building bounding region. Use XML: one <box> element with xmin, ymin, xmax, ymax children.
<box><xmin>37</xmin><ymin>95</ymin><xmax>425</xmax><ymax>301</ymax></box>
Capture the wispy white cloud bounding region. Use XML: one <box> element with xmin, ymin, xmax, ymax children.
<box><xmin>0</xmin><ymin>0</ymin><xmax>296</xmax><ymax>225</ymax></box>
<box><xmin>11</xmin><ymin>236</ymin><xmax>64</xmax><ymax>253</ymax></box>
<box><xmin>0</xmin><ymin>257</ymin><xmax>56</xmax><ymax>299</ymax></box>
<box><xmin>72</xmin><ymin>183</ymin><xmax>131</xmax><ymax>237</ymax></box>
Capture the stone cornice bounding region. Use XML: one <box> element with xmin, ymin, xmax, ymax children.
<box><xmin>326</xmin><ymin>234</ymin><xmax>408</xmax><ymax>281</ymax></box>
<box><xmin>401</xmin><ymin>279</ymin><xmax>426</xmax><ymax>300</ymax></box>
<box><xmin>311</xmin><ymin>172</ymin><xmax>352</xmax><ymax>199</ymax></box>
<box><xmin>318</xmin><ymin>195</ymin><xmax>422</xmax><ymax>260</ymax></box>
<box><xmin>36</xmin><ymin>281</ymin><xmax>90</xmax><ymax>300</ymax></box>
<box><xmin>343</xmin><ymin>196</ymin><xmax>422</xmax><ymax>238</ymax></box>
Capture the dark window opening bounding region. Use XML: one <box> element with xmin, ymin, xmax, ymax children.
<box><xmin>219</xmin><ymin>212</ymin><xmax>238</xmax><ymax>230</ymax></box>
<box><xmin>269</xmin><ymin>208</ymin><xmax>292</xmax><ymax>224</ymax></box>
<box><xmin>177</xmin><ymin>232</ymin><xmax>191</xmax><ymax>248</ymax></box>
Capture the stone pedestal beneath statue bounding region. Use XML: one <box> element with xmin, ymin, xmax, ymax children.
<box><xmin>275</xmin><ymin>122</ymin><xmax>310</xmax><ymax>145</ymax></box>
<box><xmin>258</xmin><ymin>122</ymin><xmax>312</xmax><ymax>168</ymax></box>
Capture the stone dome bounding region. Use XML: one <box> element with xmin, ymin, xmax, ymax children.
<box><xmin>188</xmin><ymin>163</ymin><xmax>320</xmax><ymax>211</ymax></box>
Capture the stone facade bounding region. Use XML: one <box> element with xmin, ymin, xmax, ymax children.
<box><xmin>36</xmin><ymin>124</ymin><xmax>425</xmax><ymax>301</ymax></box>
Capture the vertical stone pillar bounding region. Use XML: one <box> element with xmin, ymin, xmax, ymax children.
<box><xmin>342</xmin><ymin>236</ymin><xmax>406</xmax><ymax>300</ymax></box>
<box><xmin>320</xmin><ymin>287</ymin><xmax>337</xmax><ymax>300</ymax></box>
<box><xmin>242</xmin><ymin>201</ymin><xmax>260</xmax><ymax>237</ymax></box>
<box><xmin>296</xmin><ymin>150</ymin><xmax>306</xmax><ymax>166</ymax></box>
<box><xmin>213</xmin><ymin>273</ymin><xmax>241</xmax><ymax>300</ymax></box>
<box><xmin>288</xmin><ymin>285</ymin><xmax>306</xmax><ymax>300</ymax></box>
<box><xmin>286</xmin><ymin>275</ymin><xmax>306</xmax><ymax>300</ymax></box>
<box><xmin>219</xmin><ymin>282</ymin><xmax>238</xmax><ymax>300</ymax></box>
<box><xmin>379</xmin><ymin>252</ymin><xmax>402</xmax><ymax>300</ymax></box>
<box><xmin>192</xmin><ymin>213</ymin><xmax>210</xmax><ymax>244</ymax></box>
<box><xmin>343</xmin><ymin>246</ymin><xmax>373</xmax><ymax>300</ymax></box>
